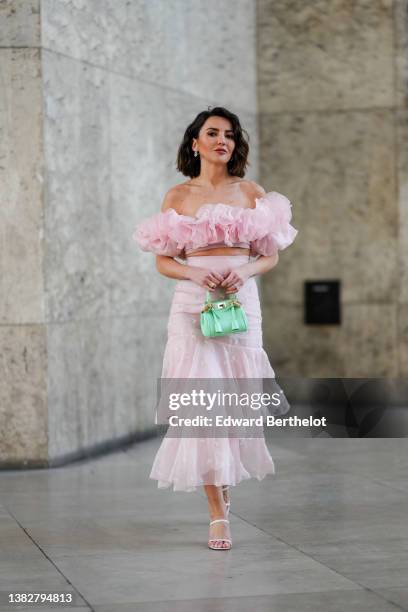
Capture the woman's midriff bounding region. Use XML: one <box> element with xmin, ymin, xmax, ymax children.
<box><xmin>184</xmin><ymin>247</ymin><xmax>251</xmax><ymax>257</ymax></box>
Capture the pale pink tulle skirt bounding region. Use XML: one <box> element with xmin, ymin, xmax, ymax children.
<box><xmin>149</xmin><ymin>255</ymin><xmax>276</xmax><ymax>492</ymax></box>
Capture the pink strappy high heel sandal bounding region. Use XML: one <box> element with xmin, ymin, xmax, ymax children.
<box><xmin>208</xmin><ymin>518</ymin><xmax>232</xmax><ymax>550</ymax></box>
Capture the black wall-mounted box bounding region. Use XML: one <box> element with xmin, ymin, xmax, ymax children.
<box><xmin>304</xmin><ymin>280</ymin><xmax>341</xmax><ymax>325</ymax></box>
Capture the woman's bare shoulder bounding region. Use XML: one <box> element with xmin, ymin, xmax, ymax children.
<box><xmin>160</xmin><ymin>183</ymin><xmax>189</xmax><ymax>213</ymax></box>
<box><xmin>241</xmin><ymin>179</ymin><xmax>267</xmax><ymax>198</ymax></box>
<box><xmin>238</xmin><ymin>179</ymin><xmax>267</xmax><ymax>208</ymax></box>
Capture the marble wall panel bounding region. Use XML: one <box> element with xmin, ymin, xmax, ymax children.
<box><xmin>42</xmin><ymin>49</ymin><xmax>111</xmax><ymax>323</ymax></box>
<box><xmin>41</xmin><ymin>0</ymin><xmax>257</xmax><ymax>113</ymax></box>
<box><xmin>109</xmin><ymin>73</ymin><xmax>179</xmax><ymax>316</ymax></box>
<box><xmin>394</xmin><ymin>0</ymin><xmax>408</xmax><ymax>108</ymax></box>
<box><xmin>47</xmin><ymin>312</ymin><xmax>164</xmax><ymax>460</ymax></box>
<box><xmin>396</xmin><ymin>108</ymin><xmax>408</xmax><ymax>304</ymax></box>
<box><xmin>257</xmin><ymin>0</ymin><xmax>394</xmax><ymax>113</ymax></box>
<box><xmin>0</xmin><ymin>324</ymin><xmax>47</xmax><ymax>466</ymax></box>
<box><xmin>109</xmin><ymin>314</ymin><xmax>166</xmax><ymax>436</ymax></box>
<box><xmin>263</xmin><ymin>303</ymin><xmax>398</xmax><ymax>378</ymax></box>
<box><xmin>0</xmin><ymin>0</ymin><xmax>40</xmax><ymax>47</ymax></box>
<box><xmin>259</xmin><ymin>108</ymin><xmax>398</xmax><ymax>307</ymax></box>
<box><xmin>394</xmin><ymin>73</ymin><xmax>407</xmax><ymax>380</ymax></box>
<box><xmin>0</xmin><ymin>48</ymin><xmax>44</xmax><ymax>324</ymax></box>
<box><xmin>397</xmin><ymin>304</ymin><xmax>408</xmax><ymax>375</ymax></box>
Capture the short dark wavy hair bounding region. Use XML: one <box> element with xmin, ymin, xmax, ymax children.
<box><xmin>176</xmin><ymin>106</ymin><xmax>250</xmax><ymax>178</ymax></box>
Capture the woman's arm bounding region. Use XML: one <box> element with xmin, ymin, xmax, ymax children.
<box><xmin>220</xmin><ymin>253</ymin><xmax>279</xmax><ymax>293</ymax></box>
<box><xmin>156</xmin><ymin>252</ymin><xmax>278</xmax><ymax>286</ymax></box>
<box><xmin>242</xmin><ymin>252</ymin><xmax>279</xmax><ymax>278</ymax></box>
<box><xmin>156</xmin><ymin>254</ymin><xmax>225</xmax><ymax>290</ymax></box>
<box><xmin>156</xmin><ymin>254</ymin><xmax>192</xmax><ymax>280</ymax></box>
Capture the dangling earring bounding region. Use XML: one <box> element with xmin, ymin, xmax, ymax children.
<box><xmin>194</xmin><ymin>150</ymin><xmax>199</xmax><ymax>157</ymax></box>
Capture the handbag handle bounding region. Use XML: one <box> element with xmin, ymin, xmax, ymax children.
<box><xmin>205</xmin><ymin>289</ymin><xmax>237</xmax><ymax>303</ymax></box>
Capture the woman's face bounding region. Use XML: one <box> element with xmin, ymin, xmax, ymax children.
<box><xmin>193</xmin><ymin>116</ymin><xmax>235</xmax><ymax>165</ymax></box>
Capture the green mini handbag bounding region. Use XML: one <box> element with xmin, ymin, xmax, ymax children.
<box><xmin>200</xmin><ymin>290</ymin><xmax>248</xmax><ymax>337</ymax></box>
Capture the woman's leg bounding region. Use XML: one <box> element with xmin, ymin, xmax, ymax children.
<box><xmin>222</xmin><ymin>484</ymin><xmax>230</xmax><ymax>507</ymax></box>
<box><xmin>204</xmin><ymin>484</ymin><xmax>231</xmax><ymax>549</ymax></box>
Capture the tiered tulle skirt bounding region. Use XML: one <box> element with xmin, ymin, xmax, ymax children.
<box><xmin>149</xmin><ymin>255</ymin><xmax>276</xmax><ymax>492</ymax></box>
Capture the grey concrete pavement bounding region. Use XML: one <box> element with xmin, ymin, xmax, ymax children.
<box><xmin>0</xmin><ymin>437</ymin><xmax>407</xmax><ymax>611</ymax></box>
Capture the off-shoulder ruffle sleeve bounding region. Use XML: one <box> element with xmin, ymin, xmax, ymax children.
<box><xmin>249</xmin><ymin>191</ymin><xmax>298</xmax><ymax>257</ymax></box>
<box><xmin>132</xmin><ymin>191</ymin><xmax>298</xmax><ymax>257</ymax></box>
<box><xmin>132</xmin><ymin>208</ymin><xmax>185</xmax><ymax>257</ymax></box>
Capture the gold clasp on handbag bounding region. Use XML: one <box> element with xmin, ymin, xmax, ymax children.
<box><xmin>201</xmin><ymin>302</ymin><xmax>214</xmax><ymax>313</ymax></box>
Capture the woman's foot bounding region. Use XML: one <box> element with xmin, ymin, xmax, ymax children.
<box><xmin>203</xmin><ymin>484</ymin><xmax>232</xmax><ymax>549</ymax></box>
<box><xmin>208</xmin><ymin>518</ymin><xmax>232</xmax><ymax>550</ymax></box>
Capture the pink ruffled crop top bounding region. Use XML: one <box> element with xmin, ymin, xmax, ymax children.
<box><xmin>132</xmin><ymin>190</ymin><xmax>298</xmax><ymax>258</ymax></box>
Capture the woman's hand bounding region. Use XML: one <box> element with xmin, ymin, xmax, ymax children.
<box><xmin>187</xmin><ymin>267</ymin><xmax>225</xmax><ymax>291</ymax></box>
<box><xmin>219</xmin><ymin>265</ymin><xmax>251</xmax><ymax>294</ymax></box>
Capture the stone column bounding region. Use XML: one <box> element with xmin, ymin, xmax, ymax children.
<box><xmin>258</xmin><ymin>0</ymin><xmax>407</xmax><ymax>377</ymax></box>
<box><xmin>0</xmin><ymin>0</ymin><xmax>260</xmax><ymax>465</ymax></box>
<box><xmin>0</xmin><ymin>1</ymin><xmax>47</xmax><ymax>466</ymax></box>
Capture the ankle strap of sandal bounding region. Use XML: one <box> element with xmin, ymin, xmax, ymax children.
<box><xmin>210</xmin><ymin>518</ymin><xmax>229</xmax><ymax>525</ymax></box>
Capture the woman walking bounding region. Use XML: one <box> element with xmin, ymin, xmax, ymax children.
<box><xmin>133</xmin><ymin>106</ymin><xmax>298</xmax><ymax>550</ymax></box>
